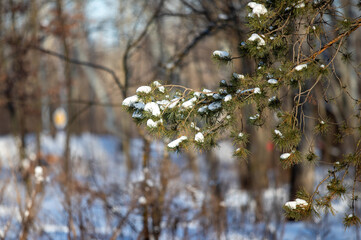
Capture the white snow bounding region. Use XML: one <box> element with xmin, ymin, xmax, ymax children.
<box><xmin>268</xmin><ymin>79</ymin><xmax>278</xmax><ymax>84</ymax></box>
<box><xmin>133</xmin><ymin>102</ymin><xmax>145</xmax><ymax>110</ymax></box>
<box><xmin>284</xmin><ymin>201</ymin><xmax>297</xmax><ymax>209</ymax></box>
<box><xmin>136</xmin><ymin>86</ymin><xmax>152</xmax><ymax>94</ymax></box>
<box><xmin>218</xmin><ymin>13</ymin><xmax>228</xmax><ymax>20</ymax></box>
<box><xmin>168</xmin><ymin>136</ymin><xmax>188</xmax><ymax>149</ymax></box>
<box><xmin>274</xmin><ymin>129</ymin><xmax>283</xmax><ymax>137</ymax></box>
<box><xmin>296</xmin><ymin>198</ymin><xmax>308</xmax><ymax>206</ymax></box>
<box><xmin>224</xmin><ymin>94</ymin><xmax>232</xmax><ymax>102</ymax></box>
<box><xmin>248</xmin><ymin>33</ymin><xmax>265</xmax><ymax>46</ymax></box>
<box><xmin>237</xmin><ymin>88</ymin><xmax>254</xmax><ymax>94</ymax></box>
<box><xmin>144</xmin><ymin>102</ymin><xmax>161</xmax><ymax>117</ymax></box>
<box><xmin>213</xmin><ymin>50</ymin><xmax>230</xmax><ymax>59</ymax></box>
<box><xmin>233</xmin><ymin>73</ymin><xmax>245</xmax><ymax>79</ymax></box>
<box><xmin>247</xmin><ymin>2</ymin><xmax>268</xmax><ymax>17</ymax></box>
<box><xmin>295</xmin><ymin>64</ymin><xmax>307</xmax><ymax>71</ymax></box>
<box><xmin>166</xmin><ymin>62</ymin><xmax>174</xmax><ymax>69</ymax></box>
<box><xmin>122</xmin><ymin>95</ymin><xmax>139</xmax><ymax>107</ymax></box>
<box><xmin>168</xmin><ymin>98</ymin><xmax>181</xmax><ymax>109</ymax></box>
<box><xmin>35</xmin><ymin>166</ymin><xmax>44</xmax><ymax>183</ymax></box>
<box><xmin>198</xmin><ymin>105</ymin><xmax>208</xmax><ymax>113</ymax></box>
<box><xmin>194</xmin><ymin>92</ymin><xmax>202</xmax><ymax>98</ymax></box>
<box><xmin>190</xmin><ymin>122</ymin><xmax>200</xmax><ymax>131</ymax></box>
<box><xmin>158</xmin><ymin>86</ymin><xmax>165</xmax><ymax>93</ymax></box>
<box><xmin>138</xmin><ymin>196</ymin><xmax>147</xmax><ymax>205</ymax></box>
<box><xmin>249</xmin><ymin>113</ymin><xmax>259</xmax><ymax>120</ymax></box>
<box><xmin>156</xmin><ymin>100</ymin><xmax>170</xmax><ymax>110</ymax></box>
<box><xmin>208</xmin><ymin>101</ymin><xmax>222</xmax><ymax>111</ymax></box>
<box><xmin>202</xmin><ymin>89</ymin><xmax>214</xmax><ymax>96</ymax></box>
<box><xmin>219</xmin><ymin>89</ymin><xmax>228</xmax><ymax>94</ymax></box>
<box><xmin>147</xmin><ymin>119</ymin><xmax>162</xmax><ymax>128</ymax></box>
<box><xmin>254</xmin><ymin>87</ymin><xmax>261</xmax><ymax>94</ymax></box>
<box><xmin>213</xmin><ymin>93</ymin><xmax>222</xmax><ymax>100</ymax></box>
<box><xmin>181</xmin><ymin>97</ymin><xmax>197</xmax><ymax>109</ymax></box>
<box><xmin>153</xmin><ymin>81</ymin><xmax>165</xmax><ymax>93</ymax></box>
<box><xmin>194</xmin><ymin>132</ymin><xmax>204</xmax><ymax>143</ymax></box>
<box><xmin>132</xmin><ymin>111</ymin><xmax>143</xmax><ymax>119</ymax></box>
<box><xmin>153</xmin><ymin>81</ymin><xmax>161</xmax><ymax>87</ymax></box>
<box><xmin>285</xmin><ymin>198</ymin><xmax>308</xmax><ymax>210</ymax></box>
<box><xmin>280</xmin><ymin>153</ymin><xmax>291</xmax><ymax>159</ymax></box>
<box><xmin>268</xmin><ymin>96</ymin><xmax>277</xmax><ymax>102</ymax></box>
<box><xmin>295</xmin><ymin>2</ymin><xmax>305</xmax><ymax>8</ymax></box>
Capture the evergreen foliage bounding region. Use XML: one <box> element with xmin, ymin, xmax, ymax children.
<box><xmin>123</xmin><ymin>0</ymin><xmax>361</xmax><ymax>228</ymax></box>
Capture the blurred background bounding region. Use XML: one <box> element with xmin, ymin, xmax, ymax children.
<box><xmin>0</xmin><ymin>0</ymin><xmax>360</xmax><ymax>239</ymax></box>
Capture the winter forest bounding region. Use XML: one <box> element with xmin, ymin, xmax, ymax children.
<box><xmin>0</xmin><ymin>0</ymin><xmax>361</xmax><ymax>239</ymax></box>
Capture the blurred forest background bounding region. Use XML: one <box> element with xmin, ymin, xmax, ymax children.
<box><xmin>0</xmin><ymin>0</ymin><xmax>360</xmax><ymax>239</ymax></box>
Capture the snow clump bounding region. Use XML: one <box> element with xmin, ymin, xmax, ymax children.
<box><xmin>268</xmin><ymin>79</ymin><xmax>278</xmax><ymax>84</ymax></box>
<box><xmin>136</xmin><ymin>86</ymin><xmax>152</xmax><ymax>94</ymax></box>
<box><xmin>194</xmin><ymin>132</ymin><xmax>205</xmax><ymax>143</ymax></box>
<box><xmin>280</xmin><ymin>153</ymin><xmax>291</xmax><ymax>159</ymax></box>
<box><xmin>122</xmin><ymin>95</ymin><xmax>139</xmax><ymax>107</ymax></box>
<box><xmin>190</xmin><ymin>122</ymin><xmax>200</xmax><ymax>131</ymax></box>
<box><xmin>247</xmin><ymin>2</ymin><xmax>268</xmax><ymax>17</ymax></box>
<box><xmin>34</xmin><ymin>166</ymin><xmax>44</xmax><ymax>183</ymax></box>
<box><xmin>168</xmin><ymin>136</ymin><xmax>188</xmax><ymax>149</ymax></box>
<box><xmin>132</xmin><ymin>111</ymin><xmax>143</xmax><ymax>119</ymax></box>
<box><xmin>295</xmin><ymin>64</ymin><xmax>307</xmax><ymax>71</ymax></box>
<box><xmin>208</xmin><ymin>101</ymin><xmax>222</xmax><ymax>111</ymax></box>
<box><xmin>254</xmin><ymin>88</ymin><xmax>261</xmax><ymax>94</ymax></box>
<box><xmin>268</xmin><ymin>96</ymin><xmax>277</xmax><ymax>102</ymax></box>
<box><xmin>153</xmin><ymin>81</ymin><xmax>165</xmax><ymax>93</ymax></box>
<box><xmin>213</xmin><ymin>93</ymin><xmax>222</xmax><ymax>100</ymax></box>
<box><xmin>295</xmin><ymin>1</ymin><xmax>305</xmax><ymax>8</ymax></box>
<box><xmin>182</xmin><ymin>97</ymin><xmax>197</xmax><ymax>109</ymax></box>
<box><xmin>144</xmin><ymin>102</ymin><xmax>161</xmax><ymax>117</ymax></box>
<box><xmin>274</xmin><ymin>129</ymin><xmax>283</xmax><ymax>137</ymax></box>
<box><xmin>248</xmin><ymin>33</ymin><xmax>266</xmax><ymax>46</ymax></box>
<box><xmin>249</xmin><ymin>113</ymin><xmax>260</xmax><ymax>120</ymax></box>
<box><xmin>223</xmin><ymin>94</ymin><xmax>232</xmax><ymax>102</ymax></box>
<box><xmin>156</xmin><ymin>100</ymin><xmax>170</xmax><ymax>110</ymax></box>
<box><xmin>233</xmin><ymin>73</ymin><xmax>245</xmax><ymax>79</ymax></box>
<box><xmin>147</xmin><ymin>119</ymin><xmax>163</xmax><ymax>128</ymax></box>
<box><xmin>213</xmin><ymin>50</ymin><xmax>230</xmax><ymax>59</ymax></box>
<box><xmin>198</xmin><ymin>105</ymin><xmax>208</xmax><ymax>113</ymax></box>
<box><xmin>202</xmin><ymin>89</ymin><xmax>214</xmax><ymax>96</ymax></box>
<box><xmin>284</xmin><ymin>198</ymin><xmax>308</xmax><ymax>210</ymax></box>
<box><xmin>138</xmin><ymin>196</ymin><xmax>147</xmax><ymax>205</ymax></box>
<box><xmin>133</xmin><ymin>102</ymin><xmax>145</xmax><ymax>110</ymax></box>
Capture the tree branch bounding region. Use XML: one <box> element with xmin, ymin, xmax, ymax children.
<box><xmin>30</xmin><ymin>46</ymin><xmax>125</xmax><ymax>97</ymax></box>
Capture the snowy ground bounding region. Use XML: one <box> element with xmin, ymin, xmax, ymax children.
<box><xmin>0</xmin><ymin>132</ymin><xmax>359</xmax><ymax>239</ymax></box>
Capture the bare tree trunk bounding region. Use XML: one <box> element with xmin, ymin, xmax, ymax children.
<box><xmin>140</xmin><ymin>138</ymin><xmax>151</xmax><ymax>240</ymax></box>
<box><xmin>55</xmin><ymin>0</ymin><xmax>76</xmax><ymax>238</ymax></box>
<box><xmin>29</xmin><ymin>0</ymin><xmax>42</xmax><ymax>156</ymax></box>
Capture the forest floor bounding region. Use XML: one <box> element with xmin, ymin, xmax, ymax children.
<box><xmin>0</xmin><ymin>133</ymin><xmax>359</xmax><ymax>239</ymax></box>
